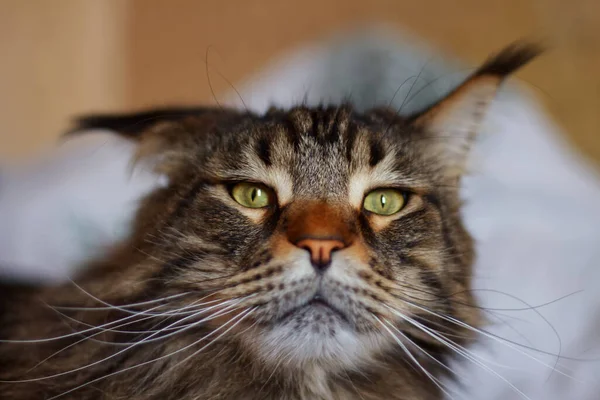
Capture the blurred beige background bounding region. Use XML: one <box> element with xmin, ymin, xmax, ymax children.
<box><xmin>1</xmin><ymin>0</ymin><xmax>599</xmax><ymax>165</ymax></box>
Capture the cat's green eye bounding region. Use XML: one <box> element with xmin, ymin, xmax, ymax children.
<box><xmin>363</xmin><ymin>189</ymin><xmax>406</xmax><ymax>216</ymax></box>
<box><xmin>231</xmin><ymin>182</ymin><xmax>272</xmax><ymax>208</ymax></box>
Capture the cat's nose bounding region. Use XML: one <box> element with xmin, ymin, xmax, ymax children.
<box><xmin>284</xmin><ymin>201</ymin><xmax>355</xmax><ymax>272</ymax></box>
<box><xmin>293</xmin><ymin>237</ymin><xmax>347</xmax><ymax>272</ymax></box>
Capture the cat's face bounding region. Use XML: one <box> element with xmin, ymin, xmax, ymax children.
<box><xmin>121</xmin><ymin>43</ymin><xmax>538</xmax><ymax>373</ymax></box>
<box><xmin>135</xmin><ymin>106</ymin><xmax>477</xmax><ymax>372</ymax></box>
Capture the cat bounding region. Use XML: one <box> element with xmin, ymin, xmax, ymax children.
<box><xmin>0</xmin><ymin>43</ymin><xmax>540</xmax><ymax>400</ymax></box>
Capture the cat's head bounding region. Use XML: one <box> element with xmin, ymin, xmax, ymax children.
<box><xmin>90</xmin><ymin>43</ymin><xmax>540</xmax><ymax>373</ymax></box>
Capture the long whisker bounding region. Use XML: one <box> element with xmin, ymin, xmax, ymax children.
<box><xmin>385</xmin><ymin>307</ymin><xmax>532</xmax><ymax>400</ymax></box>
<box><xmin>388</xmin><ymin>275</ymin><xmax>583</xmax><ymax>312</ymax></box>
<box><xmin>162</xmin><ymin>307</ymin><xmax>255</xmax><ymax>372</ymax></box>
<box><xmin>90</xmin><ymin>298</ymin><xmax>250</xmax><ymax>345</ymax></box>
<box><xmin>0</xmin><ymin>303</ymin><xmax>168</xmax><ymax>344</ymax></box>
<box><xmin>396</xmin><ymin>282</ymin><xmax>574</xmax><ymax>380</ymax></box>
<box><xmin>390</xmin><ymin>300</ymin><xmax>579</xmax><ymax>378</ymax></box>
<box><xmin>386</xmin><ymin>274</ymin><xmax>592</xmax><ymax>363</ymax></box>
<box><xmin>49</xmin><ymin>292</ymin><xmax>192</xmax><ymax>312</ymax></box>
<box><xmin>2</xmin><ymin>293</ymin><xmax>236</xmax><ymax>345</ymax></box>
<box><xmin>378</xmin><ymin>273</ymin><xmax>578</xmax><ymax>377</ymax></box>
<box><xmin>33</xmin><ymin>297</ymin><xmax>249</xmax><ymax>374</ymax></box>
<box><xmin>386</xmin><ymin>308</ymin><xmax>522</xmax><ymax>372</ymax></box>
<box><xmin>382</xmin><ymin>317</ymin><xmax>467</xmax><ymax>381</ymax></box>
<box><xmin>26</xmin><ymin>307</ymin><xmax>212</xmax><ymax>373</ymax></box>
<box><xmin>65</xmin><ymin>281</ymin><xmax>227</xmax><ymax>317</ymax></box>
<box><xmin>47</xmin><ymin>307</ymin><xmax>254</xmax><ymax>400</ymax></box>
<box><xmin>3</xmin><ymin>307</ymin><xmax>209</xmax><ymax>383</ymax></box>
<box><xmin>51</xmin><ymin>295</ymin><xmax>227</xmax><ymax>319</ymax></box>
<box><xmin>49</xmin><ymin>296</ymin><xmax>242</xmax><ymax>339</ymax></box>
<box><xmin>1</xmin><ymin>295</ymin><xmax>254</xmax><ymax>383</ymax></box>
<box><xmin>374</xmin><ymin>315</ymin><xmax>457</xmax><ymax>399</ymax></box>
<box><xmin>26</xmin><ymin>301</ymin><xmax>178</xmax><ymax>372</ymax></box>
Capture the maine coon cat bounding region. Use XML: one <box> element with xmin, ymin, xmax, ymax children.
<box><xmin>0</xmin><ymin>43</ymin><xmax>540</xmax><ymax>400</ymax></box>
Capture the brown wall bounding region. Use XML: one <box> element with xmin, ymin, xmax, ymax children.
<box><xmin>0</xmin><ymin>0</ymin><xmax>128</xmax><ymax>160</ymax></box>
<box><xmin>1</xmin><ymin>0</ymin><xmax>599</xmax><ymax>164</ymax></box>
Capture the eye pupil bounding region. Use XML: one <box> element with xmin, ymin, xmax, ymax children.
<box><xmin>380</xmin><ymin>194</ymin><xmax>386</xmax><ymax>209</ymax></box>
<box><xmin>251</xmin><ymin>188</ymin><xmax>259</xmax><ymax>202</ymax></box>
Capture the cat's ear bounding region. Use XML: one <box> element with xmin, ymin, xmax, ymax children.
<box><xmin>68</xmin><ymin>107</ymin><xmax>242</xmax><ymax>176</ymax></box>
<box><xmin>407</xmin><ymin>42</ymin><xmax>542</xmax><ymax>177</ymax></box>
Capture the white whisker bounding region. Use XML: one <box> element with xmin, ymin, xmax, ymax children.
<box><xmin>46</xmin><ymin>297</ymin><xmax>245</xmax><ymax>350</ymax></box>
<box><xmin>2</xmin><ymin>294</ymin><xmax>239</xmax><ymax>345</ymax></box>
<box><xmin>385</xmin><ymin>305</ymin><xmax>532</xmax><ymax>400</ymax></box>
<box><xmin>0</xmin><ymin>302</ymin><xmax>167</xmax><ymax>344</ymax></box>
<box><xmin>50</xmin><ymin>296</ymin><xmax>241</xmax><ymax>336</ymax></box>
<box><xmin>34</xmin><ymin>297</ymin><xmax>250</xmax><ymax>375</ymax></box>
<box><xmin>27</xmin><ymin>303</ymin><xmax>172</xmax><ymax>372</ymax></box>
<box><xmin>392</xmin><ymin>301</ymin><xmax>577</xmax><ymax>380</ymax></box>
<box><xmin>164</xmin><ymin>307</ymin><xmax>255</xmax><ymax>372</ymax></box>
<box><xmin>50</xmin><ymin>292</ymin><xmax>191</xmax><ymax>312</ymax></box>
<box><xmin>2</xmin><ymin>295</ymin><xmax>255</xmax><ymax>384</ymax></box>
<box><xmin>382</xmin><ymin>317</ymin><xmax>467</xmax><ymax>382</ymax></box>
<box><xmin>46</xmin><ymin>307</ymin><xmax>254</xmax><ymax>400</ymax></box>
<box><xmin>60</xmin><ymin>282</ymin><xmax>226</xmax><ymax>317</ymax></box>
<box><xmin>374</xmin><ymin>315</ymin><xmax>457</xmax><ymax>399</ymax></box>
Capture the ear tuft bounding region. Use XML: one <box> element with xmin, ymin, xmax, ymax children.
<box><xmin>65</xmin><ymin>107</ymin><xmax>248</xmax><ymax>178</ymax></box>
<box><xmin>408</xmin><ymin>41</ymin><xmax>543</xmax><ymax>177</ymax></box>
<box><xmin>474</xmin><ymin>41</ymin><xmax>544</xmax><ymax>78</ymax></box>
<box><xmin>67</xmin><ymin>107</ymin><xmax>211</xmax><ymax>138</ymax></box>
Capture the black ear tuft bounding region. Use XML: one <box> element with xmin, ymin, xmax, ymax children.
<box><xmin>67</xmin><ymin>107</ymin><xmax>213</xmax><ymax>138</ymax></box>
<box><xmin>474</xmin><ymin>41</ymin><xmax>544</xmax><ymax>78</ymax></box>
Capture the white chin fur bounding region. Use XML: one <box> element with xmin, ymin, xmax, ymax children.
<box><xmin>248</xmin><ymin>320</ymin><xmax>388</xmax><ymax>370</ymax></box>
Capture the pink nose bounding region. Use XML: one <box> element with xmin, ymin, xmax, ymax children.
<box><xmin>294</xmin><ymin>237</ymin><xmax>347</xmax><ymax>271</ymax></box>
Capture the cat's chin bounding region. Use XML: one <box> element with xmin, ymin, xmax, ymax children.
<box><xmin>243</xmin><ymin>303</ymin><xmax>389</xmax><ymax>371</ymax></box>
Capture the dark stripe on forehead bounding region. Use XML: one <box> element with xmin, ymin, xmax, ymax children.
<box><xmin>309</xmin><ymin>109</ymin><xmax>321</xmax><ymax>140</ymax></box>
<box><xmin>282</xmin><ymin>112</ymin><xmax>302</xmax><ymax>150</ymax></box>
<box><xmin>327</xmin><ymin>114</ymin><xmax>340</xmax><ymax>145</ymax></box>
<box><xmin>368</xmin><ymin>137</ymin><xmax>385</xmax><ymax>167</ymax></box>
<box><xmin>255</xmin><ymin>136</ymin><xmax>272</xmax><ymax>166</ymax></box>
<box><xmin>345</xmin><ymin>123</ymin><xmax>358</xmax><ymax>162</ymax></box>
<box><xmin>310</xmin><ymin>108</ymin><xmax>346</xmax><ymax>145</ymax></box>
<box><xmin>324</xmin><ymin>108</ymin><xmax>341</xmax><ymax>144</ymax></box>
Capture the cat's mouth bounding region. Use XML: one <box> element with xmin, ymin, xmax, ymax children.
<box><xmin>278</xmin><ymin>293</ymin><xmax>349</xmax><ymax>324</ymax></box>
<box><xmin>307</xmin><ymin>295</ymin><xmax>328</xmax><ymax>306</ymax></box>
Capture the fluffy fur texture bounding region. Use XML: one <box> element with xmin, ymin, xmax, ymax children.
<box><xmin>0</xmin><ymin>43</ymin><xmax>539</xmax><ymax>399</ymax></box>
